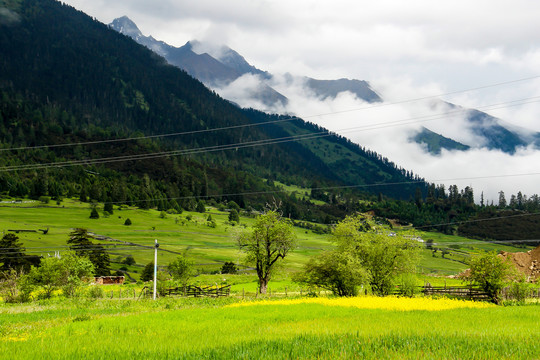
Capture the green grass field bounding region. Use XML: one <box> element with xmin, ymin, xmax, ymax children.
<box><xmin>2</xmin><ymin>201</ymin><xmax>540</xmax><ymax>359</ymax></box>
<box><xmin>0</xmin><ymin>297</ymin><xmax>538</xmax><ymax>359</ymax></box>
<box><xmin>0</xmin><ymin>198</ymin><xmax>533</xmax><ymax>282</ymax></box>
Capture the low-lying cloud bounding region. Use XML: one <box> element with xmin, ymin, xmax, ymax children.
<box><xmin>212</xmin><ymin>75</ymin><xmax>540</xmax><ymax>204</ymax></box>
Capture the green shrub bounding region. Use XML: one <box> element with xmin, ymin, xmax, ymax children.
<box><xmin>90</xmin><ymin>208</ymin><xmax>99</xmax><ymax>219</ymax></box>
<box><xmin>196</xmin><ymin>201</ymin><xmax>206</xmax><ymax>213</ymax></box>
<box><xmin>228</xmin><ymin>209</ymin><xmax>239</xmax><ymax>223</ymax></box>
<box><xmin>124</xmin><ymin>218</ymin><xmax>132</xmax><ymax>226</ymax></box>
<box><xmin>221</xmin><ymin>262</ymin><xmax>237</xmax><ymax>274</ymax></box>
<box><xmin>88</xmin><ymin>285</ymin><xmax>104</xmax><ymax>299</ymax></box>
<box><xmin>123</xmin><ymin>255</ymin><xmax>135</xmax><ymax>266</ymax></box>
<box><xmin>38</xmin><ymin>196</ymin><xmax>50</xmax><ymax>204</ymax></box>
<box><xmin>294</xmin><ymin>251</ymin><xmax>367</xmax><ymax>297</ymax></box>
<box><xmin>508</xmin><ymin>280</ymin><xmax>530</xmax><ymax>304</ymax></box>
<box><xmin>397</xmin><ymin>273</ymin><xmax>419</xmax><ymax>297</ymax></box>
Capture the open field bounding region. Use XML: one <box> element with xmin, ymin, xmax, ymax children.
<box><xmin>0</xmin><ymin>296</ymin><xmax>538</xmax><ymax>359</ymax></box>
<box><xmin>0</xmin><ymin>198</ymin><xmax>533</xmax><ymax>281</ymax></box>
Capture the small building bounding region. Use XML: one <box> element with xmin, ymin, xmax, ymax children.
<box><xmin>94</xmin><ymin>276</ymin><xmax>125</xmax><ymax>285</ymax></box>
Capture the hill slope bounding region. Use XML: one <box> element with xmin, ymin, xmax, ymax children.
<box><xmin>0</xmin><ymin>0</ymin><xmax>428</xmax><ymax>219</ymax></box>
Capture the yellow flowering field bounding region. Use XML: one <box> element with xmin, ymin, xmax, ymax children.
<box><xmin>227</xmin><ymin>295</ymin><xmax>495</xmax><ymax>311</ymax></box>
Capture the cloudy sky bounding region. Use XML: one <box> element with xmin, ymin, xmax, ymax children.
<box><xmin>63</xmin><ymin>0</ymin><xmax>540</xmax><ymax>202</ymax></box>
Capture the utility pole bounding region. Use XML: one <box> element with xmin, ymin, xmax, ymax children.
<box><xmin>153</xmin><ymin>239</ymin><xmax>159</xmax><ymax>300</ymax></box>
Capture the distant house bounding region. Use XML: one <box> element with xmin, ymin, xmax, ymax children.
<box><xmin>94</xmin><ymin>276</ymin><xmax>125</xmax><ymax>285</ymax></box>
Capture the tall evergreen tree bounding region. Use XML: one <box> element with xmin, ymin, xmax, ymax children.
<box><xmin>67</xmin><ymin>228</ymin><xmax>110</xmax><ymax>276</ymax></box>
<box><xmin>0</xmin><ymin>233</ymin><xmax>39</xmax><ymax>274</ymax></box>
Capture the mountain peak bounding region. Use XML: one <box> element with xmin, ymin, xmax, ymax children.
<box><xmin>110</xmin><ymin>16</ymin><xmax>143</xmax><ymax>39</ymax></box>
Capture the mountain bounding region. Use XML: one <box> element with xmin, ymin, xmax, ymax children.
<box><xmin>413</xmin><ymin>127</ymin><xmax>470</xmax><ymax>154</ymax></box>
<box><xmin>109</xmin><ymin>16</ymin><xmax>382</xmax><ymax>107</ymax></box>
<box><xmin>421</xmin><ymin>102</ymin><xmax>536</xmax><ymax>155</ymax></box>
<box><xmin>110</xmin><ymin>17</ymin><xmax>287</xmax><ymax>108</ymax></box>
<box><xmin>188</xmin><ymin>40</ymin><xmax>270</xmax><ymax>80</ymax></box>
<box><xmin>464</xmin><ymin>108</ymin><xmax>529</xmax><ymax>153</ymax></box>
<box><xmin>109</xmin><ymin>17</ymin><xmax>540</xmax><ymax>156</ymax></box>
<box><xmin>0</xmin><ymin>0</ymin><xmax>429</xmax><ymax>221</ymax></box>
<box><xmin>303</xmin><ymin>77</ymin><xmax>382</xmax><ymax>102</ymax></box>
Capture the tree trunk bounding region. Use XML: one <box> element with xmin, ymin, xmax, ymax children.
<box><xmin>259</xmin><ymin>279</ymin><xmax>268</xmax><ymax>294</ymax></box>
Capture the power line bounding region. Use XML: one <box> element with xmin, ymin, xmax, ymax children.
<box><xmin>2</xmin><ymin>95</ymin><xmax>540</xmax><ymax>173</ymax></box>
<box><xmin>0</xmin><ymin>236</ymin><xmax>536</xmax><ymax>260</ymax></box>
<box><xmin>410</xmin><ymin>211</ymin><xmax>540</xmax><ymax>230</ymax></box>
<box><xmin>89</xmin><ymin>170</ymin><xmax>540</xmax><ymax>207</ymax></box>
<box><xmin>1</xmin><ymin>74</ymin><xmax>539</xmax><ymax>153</ymax></box>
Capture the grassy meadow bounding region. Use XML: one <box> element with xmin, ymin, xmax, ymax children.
<box><xmin>0</xmin><ymin>197</ymin><xmax>531</xmax><ymax>283</ymax></box>
<box><xmin>2</xmin><ymin>199</ymin><xmax>540</xmax><ymax>359</ymax></box>
<box><xmin>0</xmin><ymin>296</ymin><xmax>538</xmax><ymax>359</ymax></box>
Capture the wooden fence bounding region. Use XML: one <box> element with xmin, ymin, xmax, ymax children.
<box><xmin>421</xmin><ymin>285</ymin><xmax>540</xmax><ymax>301</ymax></box>
<box><xmin>421</xmin><ymin>285</ymin><xmax>490</xmax><ymax>301</ymax></box>
<box><xmin>501</xmin><ymin>286</ymin><xmax>540</xmax><ymax>300</ymax></box>
<box><xmin>167</xmin><ymin>284</ymin><xmax>231</xmax><ymax>298</ymax></box>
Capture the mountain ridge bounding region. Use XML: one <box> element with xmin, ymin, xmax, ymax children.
<box><xmin>0</xmin><ymin>0</ymin><xmax>428</xmax><ymax>218</ymax></box>
<box><xmin>109</xmin><ymin>16</ymin><xmax>381</xmax><ymax>107</ymax></box>
<box><xmin>109</xmin><ymin>16</ymin><xmax>540</xmax><ymax>156</ymax></box>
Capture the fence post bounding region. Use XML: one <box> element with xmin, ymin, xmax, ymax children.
<box><xmin>134</xmin><ymin>289</ymin><xmax>136</xmax><ymax>299</ymax></box>
<box><xmin>111</xmin><ymin>291</ymin><xmax>113</xmax><ymax>299</ymax></box>
<box><xmin>285</xmin><ymin>287</ymin><xmax>287</xmax><ymax>297</ymax></box>
<box><xmin>119</xmin><ymin>289</ymin><xmax>122</xmax><ymax>299</ymax></box>
<box><xmin>242</xmin><ymin>288</ymin><xmax>245</xmax><ymax>299</ymax></box>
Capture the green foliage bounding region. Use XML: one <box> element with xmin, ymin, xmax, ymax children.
<box><xmin>89</xmin><ymin>208</ymin><xmax>99</xmax><ymax>219</ymax></box>
<box><xmin>124</xmin><ymin>218</ymin><xmax>132</xmax><ymax>226</ymax></box>
<box><xmin>27</xmin><ymin>252</ymin><xmax>94</xmax><ymax>298</ymax></box>
<box><xmin>397</xmin><ymin>273</ymin><xmax>419</xmax><ymax>297</ymax></box>
<box><xmin>196</xmin><ymin>201</ymin><xmax>206</xmax><ymax>213</ymax></box>
<box><xmin>122</xmin><ymin>255</ymin><xmax>136</xmax><ymax>266</ymax></box>
<box><xmin>295</xmin><ymin>250</ymin><xmax>367</xmax><ymax>296</ymax></box>
<box><xmin>87</xmin><ymin>285</ymin><xmax>104</xmax><ymax>299</ymax></box>
<box><xmin>461</xmin><ymin>252</ymin><xmax>513</xmax><ymax>304</ymax></box>
<box><xmin>221</xmin><ymin>261</ymin><xmax>238</xmax><ymax>275</ymax></box>
<box><xmin>141</xmin><ymin>262</ymin><xmax>154</xmax><ymax>282</ymax></box>
<box><xmin>0</xmin><ymin>269</ymin><xmax>33</xmax><ymax>303</ymax></box>
<box><xmin>236</xmin><ymin>211</ymin><xmax>296</xmax><ymax>294</ymax></box>
<box><xmin>228</xmin><ymin>201</ymin><xmax>240</xmax><ymax>212</ymax></box>
<box><xmin>508</xmin><ymin>278</ymin><xmax>531</xmax><ymax>304</ymax></box>
<box><xmin>167</xmin><ymin>255</ymin><xmax>192</xmax><ymax>285</ymax></box>
<box><xmin>228</xmin><ymin>209</ymin><xmax>239</xmax><ymax>223</ymax></box>
<box><xmin>67</xmin><ymin>228</ymin><xmax>110</xmax><ymax>276</ymax></box>
<box><xmin>0</xmin><ymin>233</ymin><xmax>39</xmax><ymax>274</ymax></box>
<box><xmin>206</xmin><ymin>214</ymin><xmax>217</xmax><ymax>228</ymax></box>
<box><xmin>333</xmin><ymin>215</ymin><xmax>420</xmax><ymax>296</ymax></box>
<box><xmin>38</xmin><ymin>196</ymin><xmax>50</xmax><ymax>204</ymax></box>
<box><xmin>459</xmin><ymin>210</ymin><xmax>540</xmax><ymax>245</ymax></box>
<box><xmin>104</xmin><ymin>202</ymin><xmax>113</xmax><ymax>214</ymax></box>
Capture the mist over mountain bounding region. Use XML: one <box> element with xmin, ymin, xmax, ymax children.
<box><xmin>110</xmin><ymin>16</ymin><xmax>381</xmax><ymax>109</ymax></box>
<box><xmin>0</xmin><ymin>0</ymin><xmax>436</xmax><ymax>226</ymax></box>
<box><xmin>110</xmin><ymin>16</ymin><xmax>540</xmax><ymax>159</ymax></box>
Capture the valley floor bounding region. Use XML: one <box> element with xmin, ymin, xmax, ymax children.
<box><xmin>1</xmin><ymin>296</ymin><xmax>539</xmax><ymax>359</ymax></box>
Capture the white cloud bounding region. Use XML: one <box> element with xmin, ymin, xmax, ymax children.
<box><xmin>215</xmin><ymin>73</ymin><xmax>540</xmax><ymax>203</ymax></box>
<box><xmin>61</xmin><ymin>0</ymin><xmax>540</xmax><ymax>202</ymax></box>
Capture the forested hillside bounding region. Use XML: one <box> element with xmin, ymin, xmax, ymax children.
<box><xmin>0</xmin><ymin>0</ymin><xmax>431</xmax><ymax>222</ymax></box>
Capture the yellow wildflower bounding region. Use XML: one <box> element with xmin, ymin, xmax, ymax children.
<box><xmin>227</xmin><ymin>296</ymin><xmax>495</xmax><ymax>311</ymax></box>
